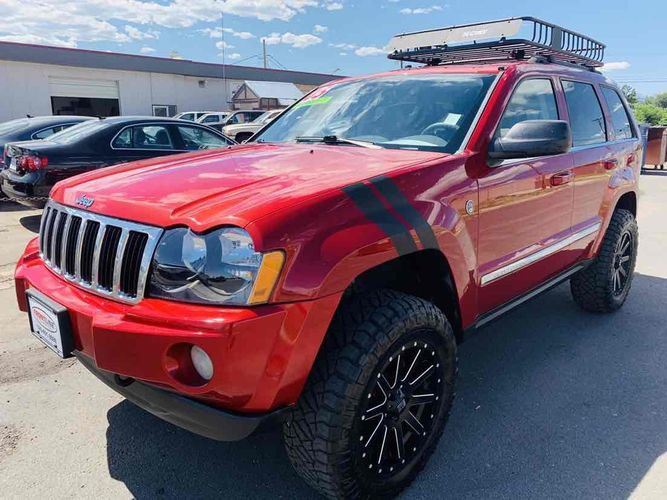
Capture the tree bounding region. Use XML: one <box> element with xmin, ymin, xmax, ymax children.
<box><xmin>634</xmin><ymin>103</ymin><xmax>667</xmax><ymax>126</ymax></box>
<box><xmin>646</xmin><ymin>92</ymin><xmax>667</xmax><ymax>109</ymax></box>
<box><xmin>621</xmin><ymin>85</ymin><xmax>639</xmax><ymax>106</ymax></box>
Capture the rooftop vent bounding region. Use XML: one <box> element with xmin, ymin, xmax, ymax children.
<box><xmin>387</xmin><ymin>17</ymin><xmax>605</xmax><ymax>68</ymax></box>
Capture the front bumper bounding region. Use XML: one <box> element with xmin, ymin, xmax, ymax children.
<box><xmin>15</xmin><ymin>237</ymin><xmax>342</xmax><ymax>415</ymax></box>
<box><xmin>76</xmin><ymin>352</ymin><xmax>287</xmax><ymax>441</ymax></box>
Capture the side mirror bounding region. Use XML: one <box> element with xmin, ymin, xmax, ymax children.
<box><xmin>489</xmin><ymin>120</ymin><xmax>571</xmax><ymax>160</ymax></box>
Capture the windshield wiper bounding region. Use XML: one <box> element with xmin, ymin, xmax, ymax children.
<box><xmin>295</xmin><ymin>135</ymin><xmax>381</xmax><ymax>149</ymax></box>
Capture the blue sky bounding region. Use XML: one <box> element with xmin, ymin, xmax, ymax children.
<box><xmin>1</xmin><ymin>0</ymin><xmax>665</xmax><ymax>95</ymax></box>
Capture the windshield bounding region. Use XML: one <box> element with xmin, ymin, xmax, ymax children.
<box><xmin>255</xmin><ymin>73</ymin><xmax>496</xmax><ymax>153</ymax></box>
<box><xmin>48</xmin><ymin>120</ymin><xmax>108</xmax><ymax>144</ymax></box>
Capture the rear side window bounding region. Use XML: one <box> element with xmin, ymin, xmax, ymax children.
<box><xmin>497</xmin><ymin>79</ymin><xmax>559</xmax><ymax>138</ymax></box>
<box><xmin>562</xmin><ymin>80</ymin><xmax>607</xmax><ymax>147</ymax></box>
<box><xmin>601</xmin><ymin>87</ymin><xmax>634</xmax><ymax>140</ymax></box>
<box><xmin>201</xmin><ymin>115</ymin><xmax>219</xmax><ymax>123</ymax></box>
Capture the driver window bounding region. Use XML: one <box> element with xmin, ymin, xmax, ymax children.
<box><xmin>177</xmin><ymin>126</ymin><xmax>230</xmax><ymax>150</ymax></box>
<box><xmin>497</xmin><ymin>79</ymin><xmax>558</xmax><ymax>138</ymax></box>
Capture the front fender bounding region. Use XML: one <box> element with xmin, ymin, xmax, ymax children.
<box><xmin>247</xmin><ymin>160</ymin><xmax>479</xmax><ymax>326</ymax></box>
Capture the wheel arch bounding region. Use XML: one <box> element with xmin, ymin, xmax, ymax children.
<box><xmin>340</xmin><ymin>249</ymin><xmax>464</xmax><ymax>342</ymax></box>
<box><xmin>614</xmin><ymin>190</ymin><xmax>637</xmax><ymax>217</ymax></box>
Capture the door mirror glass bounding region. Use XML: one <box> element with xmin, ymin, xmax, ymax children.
<box><xmin>488</xmin><ymin>120</ymin><xmax>571</xmax><ymax>160</ymax></box>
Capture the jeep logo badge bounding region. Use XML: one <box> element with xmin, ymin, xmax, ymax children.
<box><xmin>75</xmin><ymin>195</ymin><xmax>94</xmax><ymax>209</ymax></box>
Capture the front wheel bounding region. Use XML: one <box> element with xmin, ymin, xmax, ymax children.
<box><xmin>570</xmin><ymin>209</ymin><xmax>638</xmax><ymax>312</ymax></box>
<box><xmin>283</xmin><ymin>290</ymin><xmax>457</xmax><ymax>499</ymax></box>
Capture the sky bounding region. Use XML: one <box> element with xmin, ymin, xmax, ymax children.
<box><xmin>0</xmin><ymin>0</ymin><xmax>665</xmax><ymax>96</ymax></box>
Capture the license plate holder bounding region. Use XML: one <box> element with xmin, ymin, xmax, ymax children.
<box><xmin>26</xmin><ymin>289</ymin><xmax>74</xmax><ymax>358</ymax></box>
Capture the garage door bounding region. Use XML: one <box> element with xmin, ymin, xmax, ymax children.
<box><xmin>49</xmin><ymin>77</ymin><xmax>120</xmax><ymax>117</ymax></box>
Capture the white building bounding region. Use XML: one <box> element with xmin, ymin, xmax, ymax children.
<box><xmin>0</xmin><ymin>41</ymin><xmax>339</xmax><ymax>122</ymax></box>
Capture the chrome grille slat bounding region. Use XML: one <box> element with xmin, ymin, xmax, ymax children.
<box><xmin>38</xmin><ymin>200</ymin><xmax>163</xmax><ymax>305</ymax></box>
<box><xmin>38</xmin><ymin>207</ymin><xmax>50</xmax><ymax>256</ymax></box>
<box><xmin>49</xmin><ymin>210</ymin><xmax>61</xmax><ymax>264</ymax></box>
<box><xmin>59</xmin><ymin>213</ymin><xmax>72</xmax><ymax>271</ymax></box>
<box><xmin>91</xmin><ymin>223</ymin><xmax>107</xmax><ymax>288</ymax></box>
<box><xmin>112</xmin><ymin>229</ymin><xmax>130</xmax><ymax>295</ymax></box>
<box><xmin>43</xmin><ymin>208</ymin><xmax>57</xmax><ymax>261</ymax></box>
<box><xmin>73</xmin><ymin>219</ymin><xmax>87</xmax><ymax>280</ymax></box>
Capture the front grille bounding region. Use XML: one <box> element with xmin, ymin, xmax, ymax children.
<box><xmin>39</xmin><ymin>201</ymin><xmax>163</xmax><ymax>304</ymax></box>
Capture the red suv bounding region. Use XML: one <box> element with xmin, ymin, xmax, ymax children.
<box><xmin>14</xmin><ymin>18</ymin><xmax>641</xmax><ymax>499</ymax></box>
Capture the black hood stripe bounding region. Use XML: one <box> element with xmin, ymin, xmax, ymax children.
<box><xmin>370</xmin><ymin>175</ymin><xmax>440</xmax><ymax>251</ymax></box>
<box><xmin>343</xmin><ymin>183</ymin><xmax>418</xmax><ymax>256</ymax></box>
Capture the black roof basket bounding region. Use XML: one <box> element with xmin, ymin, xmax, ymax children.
<box><xmin>387</xmin><ymin>17</ymin><xmax>605</xmax><ymax>69</ymax></box>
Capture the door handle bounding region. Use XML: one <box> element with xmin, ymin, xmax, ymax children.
<box><xmin>603</xmin><ymin>158</ymin><xmax>619</xmax><ymax>170</ymax></box>
<box><xmin>550</xmin><ymin>171</ymin><xmax>574</xmax><ymax>186</ymax></box>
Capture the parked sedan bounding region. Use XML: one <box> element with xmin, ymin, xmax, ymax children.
<box><xmin>0</xmin><ymin>115</ymin><xmax>94</xmax><ymax>168</ymax></box>
<box><xmin>0</xmin><ymin>117</ymin><xmax>234</xmax><ymax>208</ymax></box>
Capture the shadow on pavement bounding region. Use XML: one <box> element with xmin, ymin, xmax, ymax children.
<box><xmin>0</xmin><ymin>199</ymin><xmax>33</xmax><ymax>212</ymax></box>
<box><xmin>19</xmin><ymin>214</ymin><xmax>42</xmax><ymax>234</ymax></box>
<box><xmin>105</xmin><ymin>273</ymin><xmax>667</xmax><ymax>500</ymax></box>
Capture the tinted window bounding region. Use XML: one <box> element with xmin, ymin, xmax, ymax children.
<box><xmin>49</xmin><ymin>120</ymin><xmax>108</xmax><ymax>144</ymax></box>
<box><xmin>256</xmin><ymin>74</ymin><xmax>496</xmax><ymax>153</ymax></box>
<box><xmin>498</xmin><ymin>79</ymin><xmax>558</xmax><ymax>137</ymax></box>
<box><xmin>201</xmin><ymin>115</ymin><xmax>219</xmax><ymax>123</ymax></box>
<box><xmin>179</xmin><ymin>113</ymin><xmax>195</xmax><ymax>121</ymax></box>
<box><xmin>177</xmin><ymin>126</ymin><xmax>231</xmax><ymax>150</ymax></box>
<box><xmin>562</xmin><ymin>81</ymin><xmax>607</xmax><ymax>147</ymax></box>
<box><xmin>113</xmin><ymin>125</ymin><xmax>173</xmax><ymax>149</ymax></box>
<box><xmin>601</xmin><ymin>87</ymin><xmax>634</xmax><ymax>140</ymax></box>
<box><xmin>32</xmin><ymin>125</ymin><xmax>67</xmax><ymax>140</ymax></box>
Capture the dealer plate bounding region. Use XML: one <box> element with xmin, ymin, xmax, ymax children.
<box><xmin>26</xmin><ymin>289</ymin><xmax>74</xmax><ymax>358</ymax></box>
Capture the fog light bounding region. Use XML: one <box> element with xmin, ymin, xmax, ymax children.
<box><xmin>190</xmin><ymin>345</ymin><xmax>214</xmax><ymax>381</ymax></box>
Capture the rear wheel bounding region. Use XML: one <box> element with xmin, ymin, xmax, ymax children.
<box><xmin>570</xmin><ymin>209</ymin><xmax>638</xmax><ymax>312</ymax></box>
<box><xmin>283</xmin><ymin>289</ymin><xmax>457</xmax><ymax>499</ymax></box>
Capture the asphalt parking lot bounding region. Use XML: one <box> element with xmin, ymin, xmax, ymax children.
<box><xmin>1</xmin><ymin>173</ymin><xmax>666</xmax><ymax>500</ymax></box>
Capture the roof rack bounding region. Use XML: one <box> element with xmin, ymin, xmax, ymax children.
<box><xmin>387</xmin><ymin>17</ymin><xmax>605</xmax><ymax>69</ymax></box>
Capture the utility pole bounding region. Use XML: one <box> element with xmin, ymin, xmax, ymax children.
<box><xmin>262</xmin><ymin>39</ymin><xmax>268</xmax><ymax>69</ymax></box>
<box><xmin>220</xmin><ymin>1</ymin><xmax>227</xmax><ymax>110</ymax></box>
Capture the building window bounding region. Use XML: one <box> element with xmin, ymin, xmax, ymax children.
<box><xmin>152</xmin><ymin>105</ymin><xmax>176</xmax><ymax>117</ymax></box>
<box><xmin>51</xmin><ymin>96</ymin><xmax>119</xmax><ymax>117</ymax></box>
<box><xmin>259</xmin><ymin>98</ymin><xmax>279</xmax><ymax>109</ymax></box>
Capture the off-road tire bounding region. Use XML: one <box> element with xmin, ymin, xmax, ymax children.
<box><xmin>283</xmin><ymin>289</ymin><xmax>457</xmax><ymax>499</ymax></box>
<box><xmin>570</xmin><ymin>209</ymin><xmax>638</xmax><ymax>312</ymax></box>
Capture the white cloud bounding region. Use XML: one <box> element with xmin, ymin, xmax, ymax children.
<box><xmin>202</xmin><ymin>27</ymin><xmax>255</xmax><ymax>40</ymax></box>
<box><xmin>140</xmin><ymin>46</ymin><xmax>156</xmax><ymax>53</ymax></box>
<box><xmin>262</xmin><ymin>32</ymin><xmax>322</xmax><ymax>48</ymax></box>
<box><xmin>355</xmin><ymin>46</ymin><xmax>386</xmax><ymax>57</ymax></box>
<box><xmin>400</xmin><ymin>5</ymin><xmax>444</xmax><ymax>14</ymax></box>
<box><xmin>601</xmin><ymin>61</ymin><xmax>631</xmax><ymax>72</ymax></box>
<box><xmin>324</xmin><ymin>1</ymin><xmax>344</xmax><ymax>10</ymax></box>
<box><xmin>313</xmin><ymin>24</ymin><xmax>328</xmax><ymax>33</ymax></box>
<box><xmin>227</xmin><ymin>52</ymin><xmax>241</xmax><ymax>60</ymax></box>
<box><xmin>0</xmin><ymin>0</ymin><xmax>319</xmax><ymax>48</ymax></box>
<box><xmin>215</xmin><ymin>40</ymin><xmax>235</xmax><ymax>50</ymax></box>
<box><xmin>330</xmin><ymin>42</ymin><xmax>357</xmax><ymax>50</ymax></box>
<box><xmin>125</xmin><ymin>25</ymin><xmax>159</xmax><ymax>40</ymax></box>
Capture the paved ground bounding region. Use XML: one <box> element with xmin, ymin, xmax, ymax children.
<box><xmin>1</xmin><ymin>173</ymin><xmax>666</xmax><ymax>499</ymax></box>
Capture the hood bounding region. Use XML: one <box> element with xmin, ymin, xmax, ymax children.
<box><xmin>52</xmin><ymin>143</ymin><xmax>446</xmax><ymax>231</ymax></box>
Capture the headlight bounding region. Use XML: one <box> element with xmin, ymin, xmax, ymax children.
<box><xmin>148</xmin><ymin>227</ymin><xmax>284</xmax><ymax>306</ymax></box>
